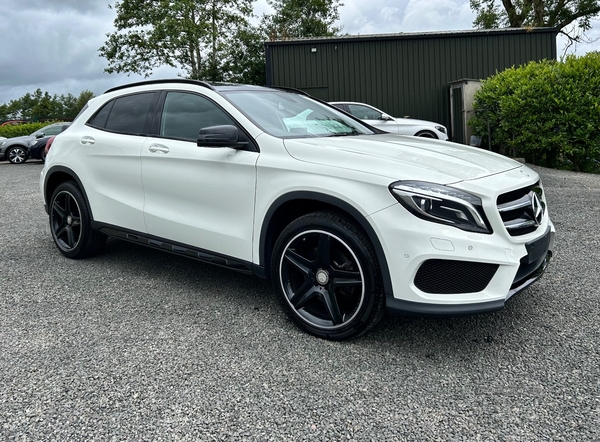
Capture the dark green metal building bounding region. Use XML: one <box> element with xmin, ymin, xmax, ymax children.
<box><xmin>265</xmin><ymin>28</ymin><xmax>557</xmax><ymax>141</ymax></box>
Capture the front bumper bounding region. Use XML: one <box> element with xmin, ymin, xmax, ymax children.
<box><xmin>370</xmin><ymin>188</ymin><xmax>555</xmax><ymax>317</ymax></box>
<box><xmin>386</xmin><ymin>248</ymin><xmax>553</xmax><ymax>317</ymax></box>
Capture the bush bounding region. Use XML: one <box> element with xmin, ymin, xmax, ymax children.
<box><xmin>469</xmin><ymin>53</ymin><xmax>600</xmax><ymax>173</ymax></box>
<box><xmin>0</xmin><ymin>122</ymin><xmax>65</xmax><ymax>139</ymax></box>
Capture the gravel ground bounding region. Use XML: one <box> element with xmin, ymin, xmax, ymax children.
<box><xmin>1</xmin><ymin>161</ymin><xmax>598</xmax><ymax>441</ymax></box>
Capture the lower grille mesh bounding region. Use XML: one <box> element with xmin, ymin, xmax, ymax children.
<box><xmin>414</xmin><ymin>260</ymin><xmax>499</xmax><ymax>294</ymax></box>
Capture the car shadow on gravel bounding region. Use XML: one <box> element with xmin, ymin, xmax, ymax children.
<box><xmin>76</xmin><ymin>237</ymin><xmax>548</xmax><ymax>354</ymax></box>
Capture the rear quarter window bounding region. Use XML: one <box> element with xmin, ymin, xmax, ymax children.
<box><xmin>87</xmin><ymin>92</ymin><xmax>155</xmax><ymax>135</ymax></box>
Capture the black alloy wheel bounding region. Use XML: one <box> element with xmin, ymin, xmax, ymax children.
<box><xmin>49</xmin><ymin>182</ymin><xmax>106</xmax><ymax>259</ymax></box>
<box><xmin>7</xmin><ymin>146</ymin><xmax>28</xmax><ymax>164</ymax></box>
<box><xmin>271</xmin><ymin>211</ymin><xmax>385</xmax><ymax>340</ymax></box>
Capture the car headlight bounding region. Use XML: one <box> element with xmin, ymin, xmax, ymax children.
<box><xmin>435</xmin><ymin>125</ymin><xmax>447</xmax><ymax>134</ymax></box>
<box><xmin>389</xmin><ymin>181</ymin><xmax>492</xmax><ymax>234</ymax></box>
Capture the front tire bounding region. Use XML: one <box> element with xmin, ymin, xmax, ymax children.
<box><xmin>49</xmin><ymin>182</ymin><xmax>106</xmax><ymax>259</ymax></box>
<box><xmin>415</xmin><ymin>130</ymin><xmax>437</xmax><ymax>139</ymax></box>
<box><xmin>7</xmin><ymin>146</ymin><xmax>28</xmax><ymax>164</ymax></box>
<box><xmin>271</xmin><ymin>211</ymin><xmax>385</xmax><ymax>340</ymax></box>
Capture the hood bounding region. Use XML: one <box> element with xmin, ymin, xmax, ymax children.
<box><xmin>2</xmin><ymin>135</ymin><xmax>33</xmax><ymax>145</ymax></box>
<box><xmin>283</xmin><ymin>133</ymin><xmax>522</xmax><ymax>184</ymax></box>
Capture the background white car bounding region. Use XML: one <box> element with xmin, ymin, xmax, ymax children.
<box><xmin>331</xmin><ymin>101</ymin><xmax>449</xmax><ymax>140</ymax></box>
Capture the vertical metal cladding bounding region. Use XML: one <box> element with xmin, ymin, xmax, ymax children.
<box><xmin>265</xmin><ymin>28</ymin><xmax>557</xmax><ymax>140</ymax></box>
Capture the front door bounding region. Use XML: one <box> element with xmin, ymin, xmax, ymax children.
<box><xmin>141</xmin><ymin>91</ymin><xmax>258</xmax><ymax>262</ymax></box>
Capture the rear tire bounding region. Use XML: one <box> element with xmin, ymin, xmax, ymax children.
<box><xmin>49</xmin><ymin>181</ymin><xmax>106</xmax><ymax>259</ymax></box>
<box><xmin>271</xmin><ymin>211</ymin><xmax>385</xmax><ymax>340</ymax></box>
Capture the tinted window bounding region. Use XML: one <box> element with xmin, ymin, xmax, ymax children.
<box><xmin>160</xmin><ymin>92</ymin><xmax>236</xmax><ymax>141</ymax></box>
<box><xmin>104</xmin><ymin>93</ymin><xmax>154</xmax><ymax>134</ymax></box>
<box><xmin>87</xmin><ymin>101</ymin><xmax>112</xmax><ymax>129</ymax></box>
<box><xmin>347</xmin><ymin>104</ymin><xmax>382</xmax><ymax>120</ymax></box>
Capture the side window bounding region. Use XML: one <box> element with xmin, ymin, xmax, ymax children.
<box><xmin>44</xmin><ymin>125</ymin><xmax>63</xmax><ymax>136</ymax></box>
<box><xmin>332</xmin><ymin>103</ymin><xmax>349</xmax><ymax>112</ymax></box>
<box><xmin>105</xmin><ymin>93</ymin><xmax>155</xmax><ymax>134</ymax></box>
<box><xmin>347</xmin><ymin>104</ymin><xmax>382</xmax><ymax>120</ymax></box>
<box><xmin>87</xmin><ymin>101</ymin><xmax>113</xmax><ymax>129</ymax></box>
<box><xmin>160</xmin><ymin>92</ymin><xmax>237</xmax><ymax>141</ymax></box>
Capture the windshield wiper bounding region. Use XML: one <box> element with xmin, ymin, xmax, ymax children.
<box><xmin>326</xmin><ymin>132</ymin><xmax>361</xmax><ymax>137</ymax></box>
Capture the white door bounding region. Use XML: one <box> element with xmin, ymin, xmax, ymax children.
<box><xmin>141</xmin><ymin>91</ymin><xmax>258</xmax><ymax>261</ymax></box>
<box><xmin>74</xmin><ymin>92</ymin><xmax>155</xmax><ymax>232</ymax></box>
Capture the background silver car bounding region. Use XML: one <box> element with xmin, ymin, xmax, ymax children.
<box><xmin>331</xmin><ymin>101</ymin><xmax>448</xmax><ymax>140</ymax></box>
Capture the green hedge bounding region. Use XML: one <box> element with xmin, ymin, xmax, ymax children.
<box><xmin>0</xmin><ymin>121</ymin><xmax>67</xmax><ymax>139</ymax></box>
<box><xmin>469</xmin><ymin>53</ymin><xmax>600</xmax><ymax>173</ymax></box>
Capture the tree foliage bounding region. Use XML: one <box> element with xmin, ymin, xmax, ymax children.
<box><xmin>99</xmin><ymin>0</ymin><xmax>253</xmax><ymax>81</ymax></box>
<box><xmin>263</xmin><ymin>0</ymin><xmax>343</xmax><ymax>40</ymax></box>
<box><xmin>98</xmin><ymin>0</ymin><xmax>343</xmax><ymax>84</ymax></box>
<box><xmin>0</xmin><ymin>89</ymin><xmax>94</xmax><ymax>122</ymax></box>
<box><xmin>469</xmin><ymin>53</ymin><xmax>600</xmax><ymax>173</ymax></box>
<box><xmin>470</xmin><ymin>0</ymin><xmax>600</xmax><ymax>42</ymax></box>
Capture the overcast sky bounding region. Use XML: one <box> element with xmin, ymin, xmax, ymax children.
<box><xmin>0</xmin><ymin>0</ymin><xmax>598</xmax><ymax>105</ymax></box>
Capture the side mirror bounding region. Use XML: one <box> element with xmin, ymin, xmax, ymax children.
<box><xmin>197</xmin><ymin>125</ymin><xmax>248</xmax><ymax>149</ymax></box>
<box><xmin>35</xmin><ymin>133</ymin><xmax>45</xmax><ymax>139</ymax></box>
<box><xmin>380</xmin><ymin>113</ymin><xmax>394</xmax><ymax>121</ymax></box>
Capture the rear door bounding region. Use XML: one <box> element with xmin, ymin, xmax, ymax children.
<box><xmin>78</xmin><ymin>92</ymin><xmax>156</xmax><ymax>232</ymax></box>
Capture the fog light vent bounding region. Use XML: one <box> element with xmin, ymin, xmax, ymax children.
<box><xmin>414</xmin><ymin>260</ymin><xmax>499</xmax><ymax>294</ymax></box>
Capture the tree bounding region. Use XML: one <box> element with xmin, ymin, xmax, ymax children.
<box><xmin>468</xmin><ymin>53</ymin><xmax>600</xmax><ymax>173</ymax></box>
<box><xmin>74</xmin><ymin>91</ymin><xmax>95</xmax><ymax>117</ymax></box>
<box><xmin>0</xmin><ymin>90</ymin><xmax>94</xmax><ymax>122</ymax></box>
<box><xmin>222</xmin><ymin>25</ymin><xmax>268</xmax><ymax>84</ymax></box>
<box><xmin>263</xmin><ymin>0</ymin><xmax>343</xmax><ymax>40</ymax></box>
<box><xmin>99</xmin><ymin>0</ymin><xmax>253</xmax><ymax>81</ymax></box>
<box><xmin>470</xmin><ymin>0</ymin><xmax>600</xmax><ymax>43</ymax></box>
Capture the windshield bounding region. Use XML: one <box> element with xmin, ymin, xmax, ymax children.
<box><xmin>222</xmin><ymin>90</ymin><xmax>376</xmax><ymax>139</ymax></box>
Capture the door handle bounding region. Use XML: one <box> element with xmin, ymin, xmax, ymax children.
<box><xmin>148</xmin><ymin>144</ymin><xmax>170</xmax><ymax>154</ymax></box>
<box><xmin>80</xmin><ymin>136</ymin><xmax>95</xmax><ymax>145</ymax></box>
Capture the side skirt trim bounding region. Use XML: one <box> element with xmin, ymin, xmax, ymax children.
<box><xmin>95</xmin><ymin>223</ymin><xmax>254</xmax><ymax>275</ymax></box>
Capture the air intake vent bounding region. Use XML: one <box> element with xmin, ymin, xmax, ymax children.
<box><xmin>414</xmin><ymin>260</ymin><xmax>498</xmax><ymax>294</ymax></box>
<box><xmin>497</xmin><ymin>182</ymin><xmax>545</xmax><ymax>236</ymax></box>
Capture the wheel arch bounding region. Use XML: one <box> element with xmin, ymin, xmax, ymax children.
<box><xmin>259</xmin><ymin>191</ymin><xmax>393</xmax><ymax>296</ymax></box>
<box><xmin>414</xmin><ymin>129</ymin><xmax>438</xmax><ymax>139</ymax></box>
<box><xmin>44</xmin><ymin>166</ymin><xmax>94</xmax><ymax>220</ymax></box>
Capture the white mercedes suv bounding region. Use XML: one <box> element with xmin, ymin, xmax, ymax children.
<box><xmin>41</xmin><ymin>80</ymin><xmax>555</xmax><ymax>340</ymax></box>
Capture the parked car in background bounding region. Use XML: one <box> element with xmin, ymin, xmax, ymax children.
<box><xmin>330</xmin><ymin>101</ymin><xmax>449</xmax><ymax>140</ymax></box>
<box><xmin>41</xmin><ymin>79</ymin><xmax>554</xmax><ymax>340</ymax></box>
<box><xmin>27</xmin><ymin>123</ymin><xmax>71</xmax><ymax>162</ymax></box>
<box><xmin>0</xmin><ymin>122</ymin><xmax>68</xmax><ymax>164</ymax></box>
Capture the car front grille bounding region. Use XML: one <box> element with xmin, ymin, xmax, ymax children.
<box><xmin>497</xmin><ymin>182</ymin><xmax>545</xmax><ymax>236</ymax></box>
<box><xmin>414</xmin><ymin>259</ymin><xmax>499</xmax><ymax>294</ymax></box>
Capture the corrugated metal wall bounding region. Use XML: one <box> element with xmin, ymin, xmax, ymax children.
<box><xmin>266</xmin><ymin>29</ymin><xmax>557</xmax><ymax>139</ymax></box>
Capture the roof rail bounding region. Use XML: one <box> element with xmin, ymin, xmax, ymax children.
<box><xmin>271</xmin><ymin>86</ymin><xmax>310</xmax><ymax>96</ymax></box>
<box><xmin>105</xmin><ymin>79</ymin><xmax>216</xmax><ymax>94</ymax></box>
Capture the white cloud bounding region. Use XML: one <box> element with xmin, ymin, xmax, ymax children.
<box><xmin>400</xmin><ymin>0</ymin><xmax>474</xmax><ymax>32</ymax></box>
